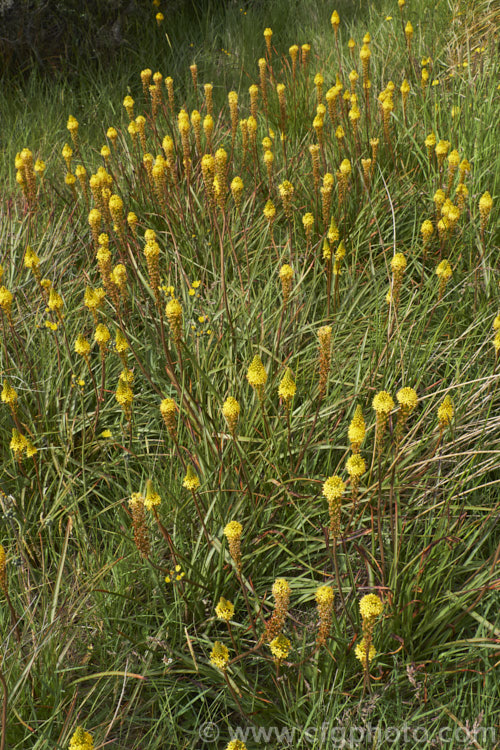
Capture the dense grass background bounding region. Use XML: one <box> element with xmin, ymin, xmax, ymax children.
<box><xmin>1</xmin><ymin>0</ymin><xmax>499</xmax><ymax>748</ymax></box>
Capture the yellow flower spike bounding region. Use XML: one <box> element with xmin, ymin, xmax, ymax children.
<box><xmin>278</xmin><ymin>368</ymin><xmax>296</xmax><ymax>408</ymax></box>
<box><xmin>263</xmin><ymin>27</ymin><xmax>273</xmax><ymax>53</ymax></box>
<box><xmin>225</xmin><ymin>742</ymin><xmax>247</xmax><ymax>750</ymax></box>
<box><xmin>246</xmin><ymin>355</ymin><xmax>267</xmax><ymax>401</ymax></box>
<box><xmin>262</xmin><ymin>200</ymin><xmax>275</xmax><ymax>226</ymax></box>
<box><xmin>68</xmin><ymin>726</ymin><xmax>94</xmax><ymax>750</ymax></box>
<box><xmin>224</xmin><ymin>520</ymin><xmax>243</xmax><ymax>573</ymax></box>
<box><xmin>346</xmin><ymin>454</ymin><xmax>365</xmax><ymax>479</ymax></box>
<box><xmin>318</xmin><ymin>325</ymin><xmax>332</xmax><ymax>398</ymax></box>
<box><xmin>331</xmin><ymin>10</ymin><xmax>340</xmax><ymax>33</ymax></box>
<box><xmin>420</xmin><ymin>220</ymin><xmax>434</xmax><ymax>252</ymax></box>
<box><xmin>269</xmin><ymin>634</ymin><xmax>292</xmax><ymax>661</ymax></box>
<box><xmin>264</xmin><ymin>578</ymin><xmax>291</xmax><ymax>642</ymax></box>
<box><xmin>144</xmin><ymin>479</ymin><xmax>161</xmax><ymax>511</ymax></box>
<box><xmin>372</xmin><ymin>390</ymin><xmax>394</xmax><ymax>416</ymax></box>
<box><xmin>74</xmin><ymin>334</ymin><xmax>91</xmax><ymax>358</ymax></box>
<box><xmin>222</xmin><ymin>396</ymin><xmax>240</xmax><ymax>435</ymax></box>
<box><xmin>479</xmin><ymin>191</ymin><xmax>493</xmax><ymax>233</ymax></box>
<box><xmin>435</xmin><ymin>139</ymin><xmax>450</xmax><ymax>170</ymax></box>
<box><xmin>289</xmin><ymin>44</ymin><xmax>299</xmax><ymax>76</ymax></box>
<box><xmin>372</xmin><ymin>391</ymin><xmax>394</xmax><ymax>450</ymax></box>
<box><xmin>355</xmin><ymin>638</ymin><xmax>377</xmax><ymax>664</ymax></box>
<box><xmin>210</xmin><ymin>641</ymin><xmax>230</xmax><ymax>670</ymax></box>
<box><xmin>396</xmin><ymin>387</ymin><xmax>418</xmax><ymax>440</ymax></box>
<box><xmin>230</xmin><ymin>176</ymin><xmax>244</xmax><ymax>208</ymax></box>
<box><xmin>301</xmin><ymin>43</ymin><xmax>311</xmax><ymax>67</ymax></box>
<box><xmin>34</xmin><ymin>159</ymin><xmax>46</xmax><ymax>179</ymax></box>
<box><xmin>405</xmin><ymin>21</ymin><xmax>413</xmax><ymax>42</ymax></box>
<box><xmin>493</xmin><ymin>331</ymin><xmax>500</xmax><ymax>353</ymax></box>
<box><xmin>309</xmin><ymin>144</ymin><xmax>321</xmax><ymax>189</ymax></box>
<box><xmin>140</xmin><ymin>68</ymin><xmax>152</xmax><ymax>95</ymax></box>
<box><xmin>322</xmin><ymin>475</ymin><xmax>345</xmax><ymax>538</ymax></box>
<box><xmin>435</xmin><ymin>259</ymin><xmax>452</xmax><ymax>299</ymax></box>
<box><xmin>182</xmin><ymin>464</ymin><xmax>200</xmax><ymax>491</ymax></box>
<box><xmin>165</xmin><ymin>298</ymin><xmax>183</xmax><ymax>343</ymax></box>
<box><xmin>279</xmin><ymin>264</ymin><xmax>294</xmax><ymax>304</ymax></box>
<box><xmin>48</xmin><ymin>287</ymin><xmax>63</xmax><ymax>312</ymax></box>
<box><xmin>396</xmin><ymin>387</ymin><xmax>418</xmax><ymax>414</ymax></box>
<box><xmin>302</xmin><ymin>212</ymin><xmax>314</xmax><ymax>242</ymax></box>
<box><xmin>315</xmin><ymin>585</ymin><xmax>334</xmax><ymax>646</ymax></box>
<box><xmin>160</xmin><ymin>397</ymin><xmax>178</xmax><ymax>440</ymax></box>
<box><xmin>123</xmin><ymin>95</ymin><xmax>134</xmax><ymax>120</ymax></box>
<box><xmin>24</xmin><ymin>245</ymin><xmax>40</xmax><ymax>276</ymax></box>
<box><xmin>215</xmin><ymin>597</ymin><xmax>235</xmax><ymax>621</ymax></box>
<box><xmin>359</xmin><ymin>593</ymin><xmax>383</xmax><ymax>622</ymax></box>
<box><xmin>66</xmin><ymin>115</ymin><xmax>79</xmax><ymax>147</ymax></box>
<box><xmin>94</xmin><ymin>323</ymin><xmax>110</xmax><ymax>351</ymax></box>
<box><xmin>1</xmin><ymin>380</ymin><xmax>18</xmax><ymax>412</ymax></box>
<box><xmin>437</xmin><ymin>394</ymin><xmax>454</xmax><ymax>428</ymax></box>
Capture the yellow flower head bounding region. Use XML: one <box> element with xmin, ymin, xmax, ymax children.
<box><xmin>67</xmin><ymin>115</ymin><xmax>79</xmax><ymax>133</ymax></box>
<box><xmin>246</xmin><ymin>355</ymin><xmax>267</xmax><ymax>388</ymax></box>
<box><xmin>94</xmin><ymin>324</ymin><xmax>110</xmax><ymax>347</ymax></box>
<box><xmin>479</xmin><ymin>191</ymin><xmax>493</xmax><ymax>218</ymax></box>
<box><xmin>322</xmin><ymin>475</ymin><xmax>345</xmax><ymax>502</ymax></box>
<box><xmin>24</xmin><ymin>245</ymin><xmax>40</xmax><ymax>270</ymax></box>
<box><xmin>1</xmin><ymin>380</ymin><xmax>17</xmax><ymax>407</ymax></box>
<box><xmin>160</xmin><ymin>397</ymin><xmax>176</xmax><ymax>417</ymax></box>
<box><xmin>215</xmin><ymin>597</ymin><xmax>235</xmax><ymax>621</ymax></box>
<box><xmin>269</xmin><ymin>634</ymin><xmax>291</xmax><ymax>660</ymax></box>
<box><xmin>390</xmin><ymin>253</ymin><xmax>406</xmax><ymax>274</ymax></box>
<box><xmin>396</xmin><ymin>386</ymin><xmax>418</xmax><ymax>413</ymax></box>
<box><xmin>421</xmin><ymin>220</ymin><xmax>433</xmax><ymax>242</ymax></box>
<box><xmin>182</xmin><ymin>464</ymin><xmax>200</xmax><ymax>491</ymax></box>
<box><xmin>225</xmin><ymin>741</ymin><xmax>247</xmax><ymax>750</ymax></box>
<box><xmin>279</xmin><ymin>264</ymin><xmax>294</xmax><ymax>282</ymax></box>
<box><xmin>315</xmin><ymin>585</ymin><xmax>334</xmax><ymax>607</ymax></box>
<box><xmin>435</xmin><ymin>139</ymin><xmax>450</xmax><ymax>158</ymax></box>
<box><xmin>222</xmin><ymin>397</ymin><xmax>240</xmax><ymax>431</ymax></box>
<box><xmin>278</xmin><ymin>368</ymin><xmax>296</xmax><ymax>403</ymax></box>
<box><xmin>372</xmin><ymin>391</ymin><xmax>394</xmax><ymax>415</ymax></box>
<box><xmin>144</xmin><ymin>479</ymin><xmax>161</xmax><ymax>511</ymax></box>
<box><xmin>224</xmin><ymin>520</ymin><xmax>243</xmax><ymax>541</ymax></box>
<box><xmin>209</xmin><ymin>641</ymin><xmax>229</xmax><ymax>670</ymax></box>
<box><xmin>68</xmin><ymin>726</ymin><xmax>94</xmax><ymax>750</ymax></box>
<box><xmin>355</xmin><ymin>638</ymin><xmax>377</xmax><ymax>664</ymax></box>
<box><xmin>278</xmin><ymin>180</ymin><xmax>294</xmax><ymax>199</ymax></box>
<box><xmin>74</xmin><ymin>334</ymin><xmax>91</xmax><ymax>357</ymax></box>
<box><xmin>339</xmin><ymin>158</ymin><xmax>351</xmax><ymax>177</ymax></box>
<box><xmin>425</xmin><ymin>132</ymin><xmax>436</xmax><ymax>149</ymax></box>
<box><xmin>331</xmin><ymin>10</ymin><xmax>340</xmax><ymax>29</ymax></box>
<box><xmin>346</xmin><ymin>454</ymin><xmax>366</xmax><ymax>478</ymax></box>
<box><xmin>436</xmin><ymin>259</ymin><xmax>452</xmax><ymax>281</ymax></box>
<box><xmin>437</xmin><ymin>394</ymin><xmax>454</xmax><ymax>425</ymax></box>
<box><xmin>48</xmin><ymin>288</ymin><xmax>63</xmax><ymax>311</ymax></box>
<box><xmin>302</xmin><ymin>212</ymin><xmax>314</xmax><ymax>231</ymax></box>
<box><xmin>359</xmin><ymin>593</ymin><xmax>383</xmax><ymax>620</ymax></box>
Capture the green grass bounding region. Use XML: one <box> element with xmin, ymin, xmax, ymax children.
<box><xmin>1</xmin><ymin>0</ymin><xmax>499</xmax><ymax>748</ymax></box>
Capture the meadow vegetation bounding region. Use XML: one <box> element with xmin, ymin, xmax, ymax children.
<box><xmin>0</xmin><ymin>0</ymin><xmax>499</xmax><ymax>747</ymax></box>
